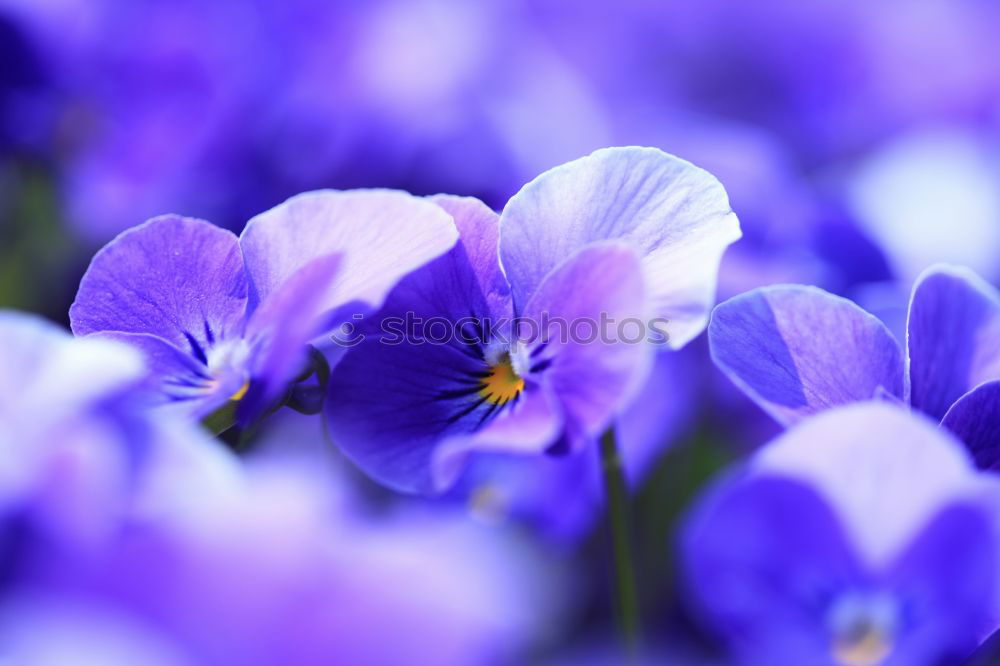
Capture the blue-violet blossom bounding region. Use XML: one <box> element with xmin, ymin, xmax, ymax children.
<box><xmin>326</xmin><ymin>147</ymin><xmax>741</xmax><ymax>493</ymax></box>
<box><xmin>682</xmin><ymin>402</ymin><xmax>1000</xmax><ymax>666</ymax></box>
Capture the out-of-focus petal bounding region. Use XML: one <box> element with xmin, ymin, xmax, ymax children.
<box><xmin>617</xmin><ymin>347</ymin><xmax>700</xmax><ymax>487</ymax></box>
<box><xmin>96</xmin><ymin>466</ymin><xmax>563</xmax><ymax>666</ymax></box>
<box><xmin>450</xmin><ymin>448</ymin><xmax>604</xmax><ymax>545</ymax></box>
<box><xmin>908</xmin><ymin>265</ymin><xmax>1000</xmax><ymax>421</ymax></box>
<box><xmin>848</xmin><ymin>129</ymin><xmax>1000</xmax><ymax>287</ymax></box>
<box><xmin>499</xmin><ymin>146</ymin><xmax>740</xmax><ymax>348</ymax></box>
<box><xmin>519</xmin><ymin>241</ymin><xmax>652</xmax><ymax>449</ymax></box>
<box><xmin>0</xmin><ymin>310</ymin><xmax>146</xmax><ymax>420</ymax></box>
<box><xmin>883</xmin><ymin>503</ymin><xmax>998</xmax><ymax>664</ymax></box>
<box><xmin>0</xmin><ymin>598</ymin><xmax>189</xmax><ymax>666</ymax></box>
<box><xmin>709</xmin><ymin>286</ymin><xmax>904</xmax><ymax>426</ymax></box>
<box><xmin>754</xmin><ymin>403</ymin><xmax>982</xmax><ymax>567</ymax></box>
<box><xmin>682</xmin><ymin>475</ymin><xmax>862</xmax><ymax>665</ymax></box>
<box><xmin>942</xmin><ymin>381</ymin><xmax>1000</xmax><ymax>470</ymax></box>
<box><xmin>239</xmin><ymin>189</ymin><xmax>458</xmax><ymax>315</ymax></box>
<box><xmin>0</xmin><ymin>309</ymin><xmax>238</xmax><ymax>551</ymax></box>
<box><xmin>70</xmin><ymin>215</ymin><xmax>248</xmax><ymax>355</ymax></box>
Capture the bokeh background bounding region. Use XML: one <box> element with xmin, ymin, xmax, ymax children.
<box><xmin>2</xmin><ymin>0</ymin><xmax>1000</xmax><ymax>662</ymax></box>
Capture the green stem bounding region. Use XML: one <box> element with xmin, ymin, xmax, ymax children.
<box><xmin>600</xmin><ymin>427</ymin><xmax>642</xmax><ymax>656</ymax></box>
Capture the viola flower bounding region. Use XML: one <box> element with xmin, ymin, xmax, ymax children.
<box><xmin>682</xmin><ymin>402</ymin><xmax>1000</xmax><ymax>666</ymax></box>
<box><xmin>326</xmin><ymin>147</ymin><xmax>741</xmax><ymax>493</ymax></box>
<box><xmin>709</xmin><ymin>264</ymin><xmax>1000</xmax><ymax>466</ymax></box>
<box><xmin>69</xmin><ymin>190</ymin><xmax>458</xmax><ymax>423</ymax></box>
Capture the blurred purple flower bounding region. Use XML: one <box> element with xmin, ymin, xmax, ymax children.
<box><xmin>0</xmin><ymin>309</ymin><xmax>237</xmax><ymax>554</ymax></box>
<box><xmin>69</xmin><ymin>191</ymin><xmax>457</xmax><ymax>421</ymax></box>
<box><xmin>709</xmin><ymin>265</ymin><xmax>1000</xmax><ymax>466</ymax></box>
<box><xmin>682</xmin><ymin>403</ymin><xmax>1000</xmax><ymax>665</ymax></box>
<box><xmin>846</xmin><ymin>128</ymin><xmax>1000</xmax><ymax>287</ymax></box>
<box><xmin>7</xmin><ymin>0</ymin><xmax>993</xmax><ymax>266</ymax></box>
<box><xmin>0</xmin><ymin>441</ymin><xmax>562</xmax><ymax>665</ymax></box>
<box><xmin>326</xmin><ymin>147</ymin><xmax>740</xmax><ymax>493</ymax></box>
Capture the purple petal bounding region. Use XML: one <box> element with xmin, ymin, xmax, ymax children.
<box><xmin>239</xmin><ymin>189</ymin><xmax>458</xmax><ymax>315</ymax></box>
<box><xmin>500</xmin><ymin>147</ymin><xmax>740</xmax><ymax>349</ymax></box>
<box><xmin>908</xmin><ymin>265</ymin><xmax>1000</xmax><ymax>421</ymax></box>
<box><xmin>884</xmin><ymin>502</ymin><xmax>998</xmax><ymax>664</ymax></box>
<box><xmin>239</xmin><ymin>253</ymin><xmax>343</xmax><ymax>422</ymax></box>
<box><xmin>450</xmin><ymin>449</ymin><xmax>603</xmax><ymax>544</ymax></box>
<box><xmin>519</xmin><ymin>242</ymin><xmax>652</xmax><ymax>449</ymax></box>
<box><xmin>70</xmin><ymin>215</ymin><xmax>248</xmax><ymax>357</ymax></box>
<box><xmin>429</xmin><ymin>195</ymin><xmax>510</xmax><ymax>319</ymax></box>
<box><xmin>709</xmin><ymin>286</ymin><xmax>904</xmax><ymax>426</ymax></box>
<box><xmin>754</xmin><ymin>403</ymin><xmax>981</xmax><ymax>567</ymax></box>
<box><xmin>942</xmin><ymin>381</ymin><xmax>1000</xmax><ymax>471</ymax></box>
<box><xmin>682</xmin><ymin>474</ymin><xmax>863</xmax><ymax>664</ymax></box>
<box><xmin>433</xmin><ymin>386</ymin><xmax>564</xmax><ymax>491</ymax></box>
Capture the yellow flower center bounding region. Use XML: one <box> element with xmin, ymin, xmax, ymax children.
<box><xmin>833</xmin><ymin>625</ymin><xmax>893</xmax><ymax>666</ymax></box>
<box><xmin>478</xmin><ymin>353</ymin><xmax>524</xmax><ymax>405</ymax></box>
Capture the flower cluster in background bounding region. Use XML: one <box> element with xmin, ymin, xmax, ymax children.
<box><xmin>2</xmin><ymin>1</ymin><xmax>1000</xmax><ymax>664</ymax></box>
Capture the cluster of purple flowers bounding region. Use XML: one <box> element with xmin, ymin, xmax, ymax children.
<box><xmin>3</xmin><ymin>2</ymin><xmax>1000</xmax><ymax>664</ymax></box>
<box><xmin>2</xmin><ymin>141</ymin><xmax>999</xmax><ymax>665</ymax></box>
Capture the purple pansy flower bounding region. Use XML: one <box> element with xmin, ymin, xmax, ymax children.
<box><xmin>709</xmin><ymin>264</ymin><xmax>1000</xmax><ymax>466</ymax></box>
<box><xmin>69</xmin><ymin>190</ymin><xmax>457</xmax><ymax>422</ymax></box>
<box><xmin>682</xmin><ymin>402</ymin><xmax>1000</xmax><ymax>666</ymax></box>
<box><xmin>326</xmin><ymin>147</ymin><xmax>740</xmax><ymax>493</ymax></box>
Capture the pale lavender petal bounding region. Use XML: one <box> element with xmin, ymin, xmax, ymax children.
<box><xmin>519</xmin><ymin>241</ymin><xmax>652</xmax><ymax>449</ymax></box>
<box><xmin>908</xmin><ymin>265</ymin><xmax>1000</xmax><ymax>421</ymax></box>
<box><xmin>0</xmin><ymin>310</ymin><xmax>82</xmax><ymax>407</ymax></box>
<box><xmin>709</xmin><ymin>286</ymin><xmax>904</xmax><ymax>426</ymax></box>
<box><xmin>500</xmin><ymin>147</ymin><xmax>740</xmax><ymax>348</ymax></box>
<box><xmin>70</xmin><ymin>215</ymin><xmax>248</xmax><ymax>357</ymax></box>
<box><xmin>754</xmin><ymin>403</ymin><xmax>980</xmax><ymax>568</ymax></box>
<box><xmin>0</xmin><ymin>311</ymin><xmax>146</xmax><ymax>420</ymax></box>
<box><xmin>239</xmin><ymin>189</ymin><xmax>458</xmax><ymax>315</ymax></box>
<box><xmin>942</xmin><ymin>381</ymin><xmax>1000</xmax><ymax>471</ymax></box>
